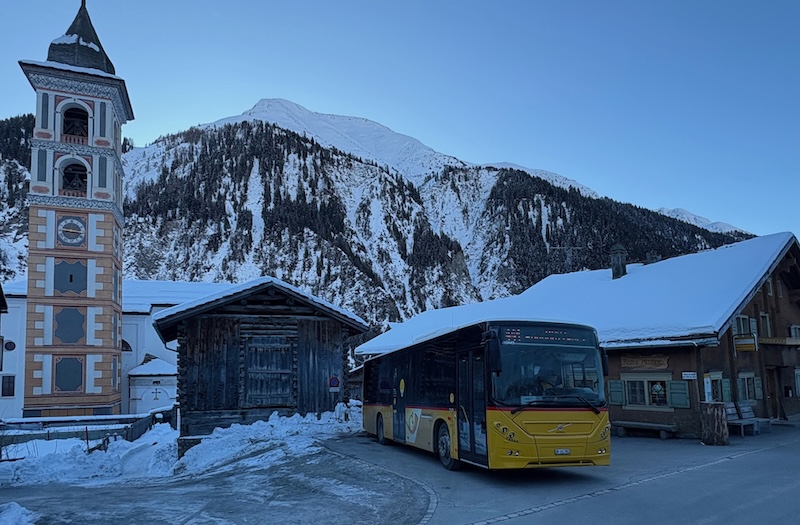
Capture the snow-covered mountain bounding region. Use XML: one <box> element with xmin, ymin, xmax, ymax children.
<box><xmin>657</xmin><ymin>207</ymin><xmax>745</xmax><ymax>234</ymax></box>
<box><xmin>0</xmin><ymin>104</ymin><xmax>748</xmax><ymax>324</ymax></box>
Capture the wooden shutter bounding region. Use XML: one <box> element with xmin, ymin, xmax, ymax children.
<box><xmin>754</xmin><ymin>377</ymin><xmax>764</xmax><ymax>400</ymax></box>
<box><xmin>722</xmin><ymin>379</ymin><xmax>731</xmax><ymax>402</ymax></box>
<box><xmin>667</xmin><ymin>380</ymin><xmax>690</xmax><ymax>408</ymax></box>
<box><xmin>607</xmin><ymin>380</ymin><xmax>624</xmax><ymax>405</ymax></box>
<box><xmin>749</xmin><ymin>318</ymin><xmax>758</xmax><ymax>337</ymax></box>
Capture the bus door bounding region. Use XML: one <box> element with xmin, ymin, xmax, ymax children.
<box><xmin>392</xmin><ymin>363</ymin><xmax>406</xmax><ymax>443</ymax></box>
<box><xmin>457</xmin><ymin>350</ymin><xmax>488</xmax><ymax>466</ymax></box>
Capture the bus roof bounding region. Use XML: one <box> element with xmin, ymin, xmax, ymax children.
<box><xmin>355</xmin><ymin>294</ymin><xmax>584</xmax><ymax>356</ymax></box>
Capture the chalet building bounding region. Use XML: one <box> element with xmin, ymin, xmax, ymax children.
<box><xmin>0</xmin><ymin>279</ymin><xmax>233</xmax><ymax>418</ymax></box>
<box><xmin>519</xmin><ymin>232</ymin><xmax>800</xmax><ymax>438</ymax></box>
<box><xmin>152</xmin><ymin>277</ymin><xmax>368</xmax><ymax>457</ymax></box>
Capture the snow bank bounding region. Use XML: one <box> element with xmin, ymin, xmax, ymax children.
<box><xmin>0</xmin><ymin>403</ymin><xmax>362</xmax><ymax>488</ymax></box>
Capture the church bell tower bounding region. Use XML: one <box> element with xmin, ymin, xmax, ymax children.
<box><xmin>19</xmin><ymin>1</ymin><xmax>134</xmax><ymax>416</ymax></box>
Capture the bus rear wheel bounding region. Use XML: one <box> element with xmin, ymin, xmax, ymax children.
<box><xmin>436</xmin><ymin>423</ymin><xmax>461</xmax><ymax>470</ymax></box>
<box><xmin>376</xmin><ymin>414</ymin><xmax>387</xmax><ymax>445</ymax></box>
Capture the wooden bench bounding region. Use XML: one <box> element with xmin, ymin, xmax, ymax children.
<box><xmin>738</xmin><ymin>403</ymin><xmax>771</xmax><ymax>433</ymax></box>
<box><xmin>725</xmin><ymin>402</ymin><xmax>759</xmax><ymax>436</ymax></box>
<box><xmin>612</xmin><ymin>420</ymin><xmax>677</xmax><ymax>440</ymax></box>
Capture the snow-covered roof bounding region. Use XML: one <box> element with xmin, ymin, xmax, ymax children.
<box><xmin>0</xmin><ymin>278</ymin><xmax>236</xmax><ymax>314</ymax></box>
<box><xmin>19</xmin><ymin>59</ymin><xmax>121</xmax><ymax>81</ymax></box>
<box><xmin>519</xmin><ymin>232</ymin><xmax>797</xmax><ymax>347</ymax></box>
<box><xmin>153</xmin><ymin>276</ymin><xmax>369</xmax><ymax>342</ymax></box>
<box><xmin>128</xmin><ymin>358</ymin><xmax>176</xmax><ymax>377</ymax></box>
<box><xmin>122</xmin><ymin>280</ymin><xmax>236</xmax><ymax>314</ymax></box>
<box><xmin>18</xmin><ymin>59</ymin><xmax>134</xmax><ymax>121</ymax></box>
<box><xmin>356</xmin><ymin>232</ymin><xmax>797</xmax><ymax>354</ymax></box>
<box><xmin>45</xmin><ymin>1</ymin><xmax>116</xmax><ymax>75</ymax></box>
<box><xmin>355</xmin><ymin>294</ymin><xmax>582</xmax><ymax>355</ymax></box>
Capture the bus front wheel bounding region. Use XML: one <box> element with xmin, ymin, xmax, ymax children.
<box><xmin>436</xmin><ymin>423</ymin><xmax>462</xmax><ymax>471</ymax></box>
<box><xmin>376</xmin><ymin>414</ymin><xmax>387</xmax><ymax>446</ymax></box>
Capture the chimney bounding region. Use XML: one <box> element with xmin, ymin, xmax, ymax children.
<box><xmin>611</xmin><ymin>244</ymin><xmax>627</xmax><ymax>279</ymax></box>
<box><xmin>645</xmin><ymin>251</ymin><xmax>662</xmax><ymax>265</ymax></box>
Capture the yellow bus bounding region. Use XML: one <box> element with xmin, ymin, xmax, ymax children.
<box><xmin>361</xmin><ymin>320</ymin><xmax>611</xmax><ymax>470</ymax></box>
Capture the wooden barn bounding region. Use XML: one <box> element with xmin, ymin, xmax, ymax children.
<box><xmin>152</xmin><ymin>277</ymin><xmax>368</xmax><ymax>456</ymax></box>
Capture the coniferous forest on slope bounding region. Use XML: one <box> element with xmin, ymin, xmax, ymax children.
<box><xmin>0</xmin><ymin>114</ymin><xmax>749</xmax><ymax>324</ymax></box>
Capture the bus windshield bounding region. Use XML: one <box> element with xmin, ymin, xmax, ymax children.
<box><xmin>491</xmin><ymin>324</ymin><xmax>606</xmax><ymax>409</ymax></box>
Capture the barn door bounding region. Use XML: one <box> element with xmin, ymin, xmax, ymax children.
<box><xmin>244</xmin><ymin>336</ymin><xmax>295</xmax><ymax>408</ymax></box>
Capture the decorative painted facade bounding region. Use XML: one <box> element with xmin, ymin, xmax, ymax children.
<box><xmin>18</xmin><ymin>2</ymin><xmax>133</xmax><ymax>417</ymax></box>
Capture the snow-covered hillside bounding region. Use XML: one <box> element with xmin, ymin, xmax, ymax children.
<box><xmin>657</xmin><ymin>207</ymin><xmax>745</xmax><ymax>234</ymax></box>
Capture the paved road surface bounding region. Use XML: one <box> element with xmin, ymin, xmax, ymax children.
<box><xmin>4</xmin><ymin>422</ymin><xmax>799</xmax><ymax>524</ymax></box>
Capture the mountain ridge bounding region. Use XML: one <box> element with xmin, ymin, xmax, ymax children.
<box><xmin>0</xmin><ymin>106</ymin><xmax>749</xmax><ymax>324</ymax></box>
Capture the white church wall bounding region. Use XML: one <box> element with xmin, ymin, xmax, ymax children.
<box><xmin>0</xmin><ymin>297</ymin><xmax>28</xmax><ymax>419</ymax></box>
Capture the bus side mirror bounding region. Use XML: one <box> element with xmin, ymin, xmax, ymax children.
<box><xmin>601</xmin><ymin>348</ymin><xmax>609</xmax><ymax>377</ymax></box>
<box><xmin>485</xmin><ymin>330</ymin><xmax>502</xmax><ymax>374</ymax></box>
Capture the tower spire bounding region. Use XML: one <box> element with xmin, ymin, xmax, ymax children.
<box><xmin>47</xmin><ymin>0</ymin><xmax>115</xmax><ymax>74</ymax></box>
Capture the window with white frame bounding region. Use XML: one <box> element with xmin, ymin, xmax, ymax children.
<box><xmin>733</xmin><ymin>315</ymin><xmax>751</xmax><ymax>335</ymax></box>
<box><xmin>708</xmin><ymin>371</ymin><xmax>731</xmax><ymax>402</ymax></box>
<box><xmin>1</xmin><ymin>376</ymin><xmax>14</xmax><ymax>397</ymax></box>
<box><xmin>738</xmin><ymin>371</ymin><xmax>762</xmax><ymax>402</ymax></box>
<box><xmin>765</xmin><ymin>278</ymin><xmax>773</xmax><ymax>296</ymax></box>
<box><xmin>618</xmin><ymin>373</ymin><xmax>676</xmax><ymax>410</ymax></box>
<box><xmin>760</xmin><ymin>312</ymin><xmax>771</xmax><ymax>337</ymax></box>
<box><xmin>790</xmin><ymin>325</ymin><xmax>800</xmax><ymax>338</ymax></box>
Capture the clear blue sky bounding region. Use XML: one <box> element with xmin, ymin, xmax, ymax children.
<box><xmin>3</xmin><ymin>1</ymin><xmax>798</xmax><ymax>237</ymax></box>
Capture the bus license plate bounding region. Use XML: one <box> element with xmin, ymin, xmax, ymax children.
<box><xmin>554</xmin><ymin>448</ymin><xmax>571</xmax><ymax>455</ymax></box>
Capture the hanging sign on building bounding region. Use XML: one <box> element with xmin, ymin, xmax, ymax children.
<box><xmin>734</xmin><ymin>335</ymin><xmax>757</xmax><ymax>352</ymax></box>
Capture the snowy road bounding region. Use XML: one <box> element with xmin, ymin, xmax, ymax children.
<box><xmin>3</xmin><ymin>412</ymin><xmax>799</xmax><ymax>524</ymax></box>
<box><xmin>2</xmin><ymin>443</ymin><xmax>428</xmax><ymax>524</ymax></box>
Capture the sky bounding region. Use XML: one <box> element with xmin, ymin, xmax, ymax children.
<box><xmin>0</xmin><ymin>404</ymin><xmax>362</xmax><ymax>523</ymax></box>
<box><xmin>1</xmin><ymin>1</ymin><xmax>798</xmax><ymax>237</ymax></box>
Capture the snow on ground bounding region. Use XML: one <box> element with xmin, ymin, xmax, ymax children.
<box><xmin>0</xmin><ymin>402</ymin><xmax>362</xmax><ymax>524</ymax></box>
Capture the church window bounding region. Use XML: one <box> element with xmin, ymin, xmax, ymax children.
<box><xmin>1</xmin><ymin>376</ymin><xmax>14</xmax><ymax>397</ymax></box>
<box><xmin>41</xmin><ymin>93</ymin><xmax>49</xmax><ymax>129</ymax></box>
<box><xmin>99</xmin><ymin>157</ymin><xmax>107</xmax><ymax>188</ymax></box>
<box><xmin>63</xmin><ymin>107</ymin><xmax>89</xmax><ymax>144</ymax></box>
<box><xmin>60</xmin><ymin>163</ymin><xmax>88</xmax><ymax>197</ymax></box>
<box><xmin>99</xmin><ymin>102</ymin><xmax>107</xmax><ymax>137</ymax></box>
<box><xmin>37</xmin><ymin>150</ymin><xmax>47</xmax><ymax>182</ymax></box>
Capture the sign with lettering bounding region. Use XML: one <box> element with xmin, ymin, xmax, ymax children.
<box><xmin>734</xmin><ymin>336</ymin><xmax>757</xmax><ymax>352</ymax></box>
<box><xmin>682</xmin><ymin>371</ymin><xmax>697</xmax><ymax>380</ymax></box>
<box><xmin>620</xmin><ymin>354</ymin><xmax>669</xmax><ymax>369</ymax></box>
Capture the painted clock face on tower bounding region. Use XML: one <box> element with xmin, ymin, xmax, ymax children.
<box><xmin>56</xmin><ymin>216</ymin><xmax>87</xmax><ymax>247</ymax></box>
